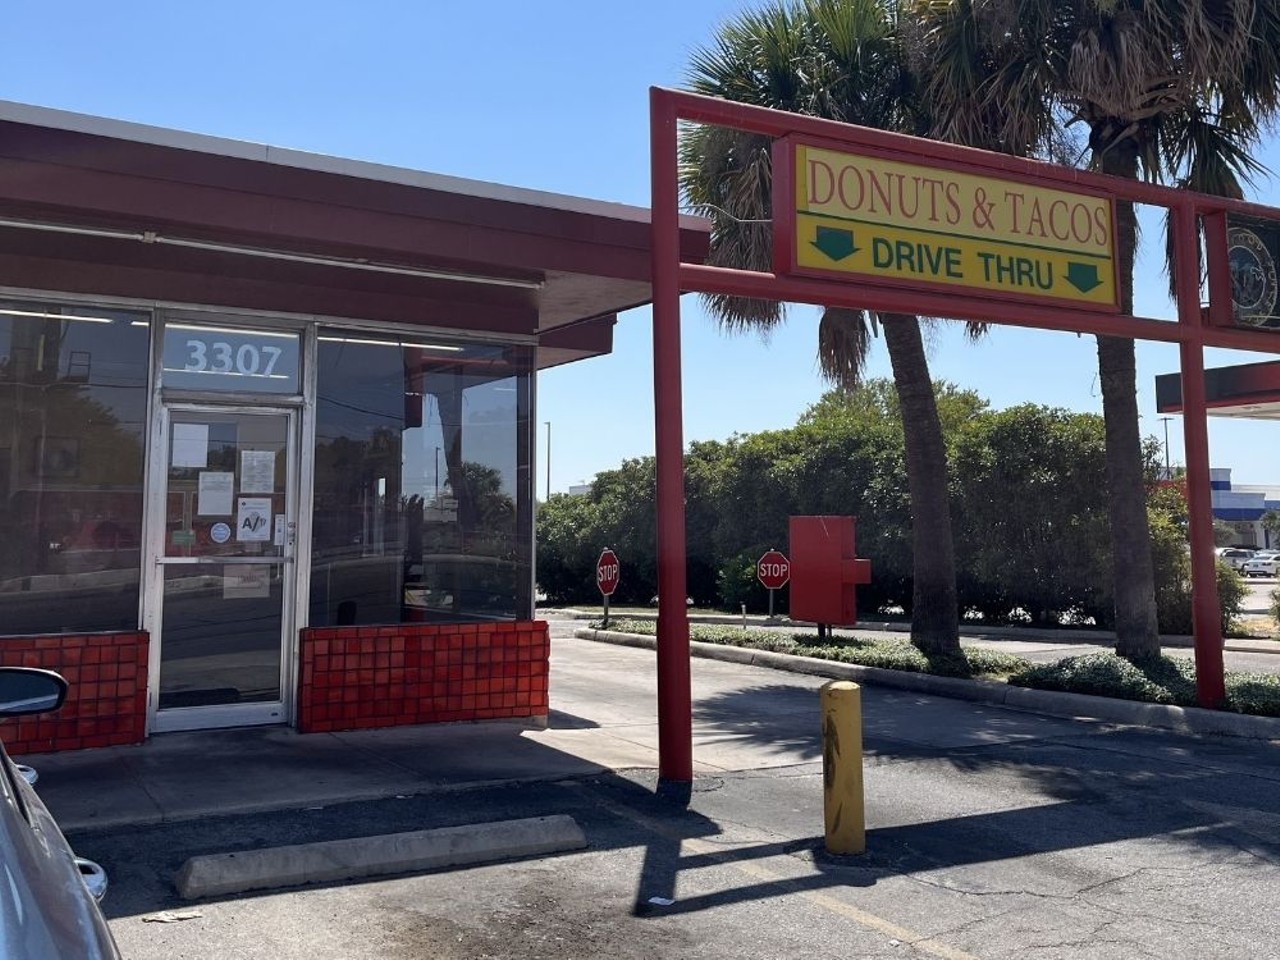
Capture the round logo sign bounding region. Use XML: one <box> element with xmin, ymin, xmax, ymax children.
<box><xmin>210</xmin><ymin>522</ymin><xmax>232</xmax><ymax>544</ymax></box>
<box><xmin>1228</xmin><ymin>226</ymin><xmax>1279</xmax><ymax>327</ymax></box>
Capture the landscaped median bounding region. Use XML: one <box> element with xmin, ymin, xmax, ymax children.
<box><xmin>575</xmin><ymin>619</ymin><xmax>1280</xmax><ymax>739</ymax></box>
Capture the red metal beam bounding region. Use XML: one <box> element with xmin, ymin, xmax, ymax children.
<box><xmin>650</xmin><ymin>88</ymin><xmax>693</xmax><ymax>784</ymax></box>
<box><xmin>1172</xmin><ymin>201</ymin><xmax>1226</xmax><ymax>705</ymax></box>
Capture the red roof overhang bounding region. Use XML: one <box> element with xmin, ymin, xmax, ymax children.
<box><xmin>0</xmin><ymin>102</ymin><xmax>710</xmax><ymax>369</ymax></box>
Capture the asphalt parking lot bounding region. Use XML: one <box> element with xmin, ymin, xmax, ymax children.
<box><xmin>46</xmin><ymin>632</ymin><xmax>1280</xmax><ymax>960</ymax></box>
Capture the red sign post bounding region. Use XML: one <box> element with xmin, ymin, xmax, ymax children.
<box><xmin>756</xmin><ymin>548</ymin><xmax>790</xmax><ymax>619</ymax></box>
<box><xmin>596</xmin><ymin>547</ymin><xmax>620</xmax><ymax>627</ymax></box>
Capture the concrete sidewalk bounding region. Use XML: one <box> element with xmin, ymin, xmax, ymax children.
<box><xmin>19</xmin><ymin>636</ymin><xmax>812</xmax><ymax>832</ymax></box>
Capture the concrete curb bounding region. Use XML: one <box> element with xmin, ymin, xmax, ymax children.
<box><xmin>176</xmin><ymin>814</ymin><xmax>587</xmax><ymax>900</ymax></box>
<box><xmin>575</xmin><ymin>628</ymin><xmax>1280</xmax><ymax>741</ymax></box>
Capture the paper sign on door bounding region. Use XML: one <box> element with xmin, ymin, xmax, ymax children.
<box><xmin>236</xmin><ymin>498</ymin><xmax>272</xmax><ymax>542</ymax></box>
<box><xmin>240</xmin><ymin>450</ymin><xmax>276</xmax><ymax>494</ymax></box>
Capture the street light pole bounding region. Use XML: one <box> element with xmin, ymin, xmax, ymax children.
<box><xmin>1159</xmin><ymin>416</ymin><xmax>1173</xmax><ymax>479</ymax></box>
<box><xmin>544</xmin><ymin>420</ymin><xmax>551</xmax><ymax>500</ymax></box>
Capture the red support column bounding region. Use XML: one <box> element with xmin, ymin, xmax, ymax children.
<box><xmin>649</xmin><ymin>88</ymin><xmax>693</xmax><ymax>783</ymax></box>
<box><xmin>1171</xmin><ymin>202</ymin><xmax>1226</xmax><ymax>707</ymax></box>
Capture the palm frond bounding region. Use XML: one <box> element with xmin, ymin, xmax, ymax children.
<box><xmin>817</xmin><ymin>306</ymin><xmax>873</xmax><ymax>388</ymax></box>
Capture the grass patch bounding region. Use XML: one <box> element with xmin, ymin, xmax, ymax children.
<box><xmin>593</xmin><ymin>619</ymin><xmax>1030</xmax><ymax>680</ymax></box>
<box><xmin>592</xmin><ymin>619</ymin><xmax>1280</xmax><ymax>717</ymax></box>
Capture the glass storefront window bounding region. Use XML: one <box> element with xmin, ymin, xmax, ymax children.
<box><xmin>0</xmin><ymin>300</ymin><xmax>150</xmax><ymax>634</ymax></box>
<box><xmin>310</xmin><ymin>330</ymin><xmax>532</xmax><ymax>626</ymax></box>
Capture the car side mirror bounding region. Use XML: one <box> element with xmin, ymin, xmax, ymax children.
<box><xmin>0</xmin><ymin>668</ymin><xmax>68</xmax><ymax>717</ymax></box>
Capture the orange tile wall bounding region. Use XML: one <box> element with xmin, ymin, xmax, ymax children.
<box><xmin>297</xmin><ymin>621</ymin><xmax>549</xmax><ymax>734</ymax></box>
<box><xmin>0</xmin><ymin>632</ymin><xmax>149</xmax><ymax>754</ymax></box>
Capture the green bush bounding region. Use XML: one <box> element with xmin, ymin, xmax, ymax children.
<box><xmin>1271</xmin><ymin>587</ymin><xmax>1280</xmax><ymax>624</ymax></box>
<box><xmin>1009</xmin><ymin>652</ymin><xmax>1195</xmax><ymax>704</ymax></box>
<box><xmin>1149</xmin><ymin>479</ymin><xmax>1244</xmax><ymax>635</ymax></box>
<box><xmin>715</xmin><ymin>548</ymin><xmax>789</xmax><ymax>615</ymax></box>
<box><xmin>1010</xmin><ymin>651</ymin><xmax>1280</xmax><ymax>717</ymax></box>
<box><xmin>1226</xmin><ymin>672</ymin><xmax>1280</xmax><ymax>717</ymax></box>
<box><xmin>1217</xmin><ymin>562</ymin><xmax>1248</xmax><ymax>635</ymax></box>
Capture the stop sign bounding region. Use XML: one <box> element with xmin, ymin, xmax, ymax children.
<box><xmin>757</xmin><ymin>549</ymin><xmax>791</xmax><ymax>590</ymax></box>
<box><xmin>596</xmin><ymin>548</ymin><xmax>620</xmax><ymax>596</ymax></box>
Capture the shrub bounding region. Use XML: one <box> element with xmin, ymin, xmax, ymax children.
<box><xmin>1009</xmin><ymin>652</ymin><xmax>1195</xmax><ymax>704</ymax></box>
<box><xmin>716</xmin><ymin>548</ymin><xmax>787</xmax><ymax>615</ymax></box>
<box><xmin>1225</xmin><ymin>672</ymin><xmax>1280</xmax><ymax>717</ymax></box>
<box><xmin>1010</xmin><ymin>652</ymin><xmax>1280</xmax><ymax>717</ymax></box>
<box><xmin>1216</xmin><ymin>561</ymin><xmax>1248</xmax><ymax>635</ymax></box>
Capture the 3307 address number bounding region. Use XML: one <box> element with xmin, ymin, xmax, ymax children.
<box><xmin>183</xmin><ymin>339</ymin><xmax>284</xmax><ymax>377</ymax></box>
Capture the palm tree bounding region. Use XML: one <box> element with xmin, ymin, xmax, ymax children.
<box><xmin>915</xmin><ymin>0</ymin><xmax>1280</xmax><ymax>660</ymax></box>
<box><xmin>680</xmin><ymin>0</ymin><xmax>968</xmax><ymax>655</ymax></box>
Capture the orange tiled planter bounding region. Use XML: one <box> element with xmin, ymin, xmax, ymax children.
<box><xmin>0</xmin><ymin>631</ymin><xmax>149</xmax><ymax>753</ymax></box>
<box><xmin>297</xmin><ymin>621</ymin><xmax>549</xmax><ymax>734</ymax></box>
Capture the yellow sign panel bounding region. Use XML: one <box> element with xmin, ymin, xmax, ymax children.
<box><xmin>790</xmin><ymin>144</ymin><xmax>1118</xmax><ymax>308</ymax></box>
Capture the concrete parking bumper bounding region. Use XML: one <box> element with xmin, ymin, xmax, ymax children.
<box><xmin>175</xmin><ymin>814</ymin><xmax>587</xmax><ymax>899</ymax></box>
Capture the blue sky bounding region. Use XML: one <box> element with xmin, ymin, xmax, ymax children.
<box><xmin>3</xmin><ymin>1</ymin><xmax>1278</xmax><ymax>495</ymax></box>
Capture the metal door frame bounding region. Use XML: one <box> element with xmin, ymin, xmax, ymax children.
<box><xmin>144</xmin><ymin>402</ymin><xmax>301</xmax><ymax>733</ymax></box>
<box><xmin>142</xmin><ymin>309</ymin><xmax>314</xmax><ymax>733</ymax></box>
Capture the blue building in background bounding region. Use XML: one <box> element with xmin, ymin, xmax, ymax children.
<box><xmin>1209</xmin><ymin>468</ymin><xmax>1280</xmax><ymax>547</ymax></box>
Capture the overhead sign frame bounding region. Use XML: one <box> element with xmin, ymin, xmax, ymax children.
<box><xmin>772</xmin><ymin>134</ymin><xmax>1121</xmax><ymax>314</ymax></box>
<box><xmin>647</xmin><ymin>84</ymin><xmax>1280</xmax><ymax>786</ymax></box>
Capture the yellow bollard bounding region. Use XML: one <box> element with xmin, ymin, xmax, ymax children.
<box><xmin>820</xmin><ymin>680</ymin><xmax>865</xmax><ymax>855</ymax></box>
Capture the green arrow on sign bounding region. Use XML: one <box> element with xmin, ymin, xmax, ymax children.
<box><xmin>1065</xmin><ymin>261</ymin><xmax>1102</xmax><ymax>293</ymax></box>
<box><xmin>812</xmin><ymin>226</ymin><xmax>859</xmax><ymax>261</ymax></box>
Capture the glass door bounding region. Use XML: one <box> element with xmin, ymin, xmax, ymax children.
<box><xmin>149</xmin><ymin>406</ymin><xmax>297</xmax><ymax>732</ymax></box>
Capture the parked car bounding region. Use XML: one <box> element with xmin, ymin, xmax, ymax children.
<box><xmin>1215</xmin><ymin>547</ymin><xmax>1256</xmax><ymax>571</ymax></box>
<box><xmin>1242</xmin><ymin>552</ymin><xmax>1280</xmax><ymax>578</ymax></box>
<box><xmin>0</xmin><ymin>667</ymin><xmax>121</xmax><ymax>959</ymax></box>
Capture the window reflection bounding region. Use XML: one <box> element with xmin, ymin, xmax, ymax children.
<box><xmin>0</xmin><ymin>300</ymin><xmax>149</xmax><ymax>634</ymax></box>
<box><xmin>310</xmin><ymin>331</ymin><xmax>531</xmax><ymax>626</ymax></box>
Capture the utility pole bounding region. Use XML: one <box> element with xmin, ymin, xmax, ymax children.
<box><xmin>544</xmin><ymin>421</ymin><xmax>551</xmax><ymax>500</ymax></box>
<box><xmin>1159</xmin><ymin>416</ymin><xmax>1173</xmax><ymax>479</ymax></box>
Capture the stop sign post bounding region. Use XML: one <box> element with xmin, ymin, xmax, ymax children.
<box><xmin>596</xmin><ymin>547</ymin><xmax>620</xmax><ymax>627</ymax></box>
<box><xmin>756</xmin><ymin>548</ymin><xmax>790</xmax><ymax>619</ymax></box>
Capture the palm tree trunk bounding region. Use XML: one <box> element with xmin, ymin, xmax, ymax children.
<box><xmin>880</xmin><ymin>312</ymin><xmax>960</xmax><ymax>656</ymax></box>
<box><xmin>1097</xmin><ymin>138</ymin><xmax>1160</xmax><ymax>660</ymax></box>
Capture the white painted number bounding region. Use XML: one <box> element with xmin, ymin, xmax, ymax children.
<box><xmin>183</xmin><ymin>338</ymin><xmax>285</xmax><ymax>378</ymax></box>
<box><xmin>211</xmin><ymin>341</ymin><xmax>232</xmax><ymax>373</ymax></box>
<box><xmin>261</xmin><ymin>345</ymin><xmax>282</xmax><ymax>376</ymax></box>
<box><xmin>236</xmin><ymin>344</ymin><xmax>259</xmax><ymax>374</ymax></box>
